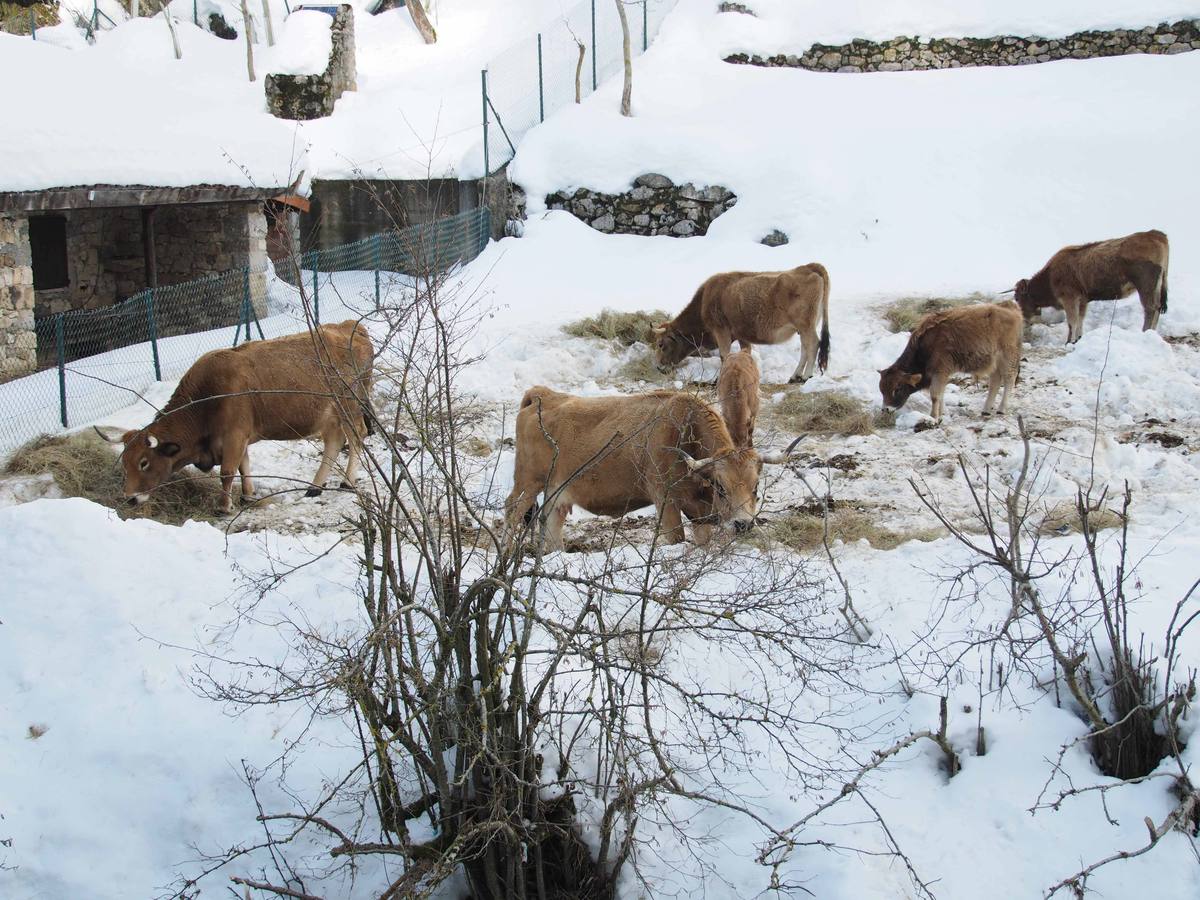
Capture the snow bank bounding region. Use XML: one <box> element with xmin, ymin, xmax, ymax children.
<box><xmin>269</xmin><ymin>9</ymin><xmax>333</xmax><ymax>76</ymax></box>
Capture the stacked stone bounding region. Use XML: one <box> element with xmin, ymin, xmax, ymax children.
<box><xmin>0</xmin><ymin>216</ymin><xmax>36</xmax><ymax>381</ymax></box>
<box><xmin>266</xmin><ymin>5</ymin><xmax>357</xmax><ymax>121</ymax></box>
<box><xmin>545</xmin><ymin>174</ymin><xmax>737</xmax><ymax>237</ymax></box>
<box><xmin>725</xmin><ymin>20</ymin><xmax>1200</xmax><ymax>72</ymax></box>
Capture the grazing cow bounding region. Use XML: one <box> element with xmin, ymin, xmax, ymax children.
<box><xmin>1013</xmin><ymin>230</ymin><xmax>1170</xmax><ymax>343</ymax></box>
<box><xmin>717</xmin><ymin>347</ymin><xmax>760</xmax><ymax>448</ymax></box>
<box><xmin>653</xmin><ymin>264</ymin><xmax>831</xmax><ymax>384</ymax></box>
<box><xmin>96</xmin><ymin>320</ymin><xmax>375</xmax><ymax>513</ymax></box>
<box><xmin>879</xmin><ymin>303</ymin><xmax>1022</xmax><ymax>422</ymax></box>
<box><xmin>505</xmin><ymin>387</ymin><xmax>798</xmax><ymax>549</ymax></box>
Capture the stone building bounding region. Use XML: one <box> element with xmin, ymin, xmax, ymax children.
<box><xmin>0</xmin><ymin>184</ymin><xmax>288</xmax><ymax>379</ymax></box>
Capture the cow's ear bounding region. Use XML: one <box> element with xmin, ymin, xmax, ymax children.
<box><xmin>906</xmin><ymin>373</ymin><xmax>921</xmax><ymax>386</ymax></box>
<box><xmin>157</xmin><ymin>442</ymin><xmax>181</xmax><ymax>457</ymax></box>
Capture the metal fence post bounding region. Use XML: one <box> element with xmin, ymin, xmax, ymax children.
<box><xmin>537</xmin><ymin>33</ymin><xmax>545</xmax><ymax>122</ymax></box>
<box><xmin>481</xmin><ymin>69</ymin><xmax>490</xmax><ymax>180</ymax></box>
<box><xmin>374</xmin><ymin>233</ymin><xmax>382</xmax><ymax>307</ymax></box>
<box><xmin>55</xmin><ymin>314</ymin><xmax>67</xmax><ymax>427</ymax></box>
<box><xmin>591</xmin><ymin>0</ymin><xmax>597</xmax><ymax>90</ymax></box>
<box><xmin>643</xmin><ymin>0</ymin><xmax>648</xmax><ymax>52</ymax></box>
<box><xmin>30</xmin><ymin>10</ymin><xmax>37</xmax><ymax>39</ymax></box>
<box><xmin>193</xmin><ymin>0</ymin><xmax>197</xmax><ymax>26</ymax></box>
<box><xmin>309</xmin><ymin>252</ymin><xmax>320</xmax><ymax>324</ymax></box>
<box><xmin>146</xmin><ymin>289</ymin><xmax>162</xmax><ymax>380</ymax></box>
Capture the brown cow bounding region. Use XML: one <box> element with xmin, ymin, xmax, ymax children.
<box><xmin>505</xmin><ymin>387</ymin><xmax>798</xmax><ymax>550</ymax></box>
<box><xmin>717</xmin><ymin>347</ymin><xmax>760</xmax><ymax>449</ymax></box>
<box><xmin>879</xmin><ymin>303</ymin><xmax>1022</xmax><ymax>422</ymax></box>
<box><xmin>653</xmin><ymin>264</ymin><xmax>831</xmax><ymax>384</ymax></box>
<box><xmin>96</xmin><ymin>320</ymin><xmax>374</xmax><ymax>513</ymax></box>
<box><xmin>1013</xmin><ymin>230</ymin><xmax>1169</xmax><ymax>343</ymax></box>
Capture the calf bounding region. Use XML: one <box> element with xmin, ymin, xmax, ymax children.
<box><xmin>879</xmin><ymin>303</ymin><xmax>1022</xmax><ymax>422</ymax></box>
<box><xmin>1013</xmin><ymin>230</ymin><xmax>1169</xmax><ymax>343</ymax></box>
<box><xmin>97</xmin><ymin>321</ymin><xmax>374</xmax><ymax>513</ymax></box>
<box><xmin>653</xmin><ymin>264</ymin><xmax>831</xmax><ymax>384</ymax></box>
<box><xmin>717</xmin><ymin>347</ymin><xmax>760</xmax><ymax>448</ymax></box>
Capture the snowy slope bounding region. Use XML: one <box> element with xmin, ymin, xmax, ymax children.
<box><xmin>4</xmin><ymin>1</ymin><xmax>1200</xmax><ymax>898</ymax></box>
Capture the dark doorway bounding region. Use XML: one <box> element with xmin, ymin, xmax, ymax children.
<box><xmin>29</xmin><ymin>215</ymin><xmax>68</xmax><ymax>291</ymax></box>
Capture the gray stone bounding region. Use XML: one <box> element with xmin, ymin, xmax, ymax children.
<box><xmin>629</xmin><ymin>185</ymin><xmax>655</xmax><ymax>201</ymax></box>
<box><xmin>760</xmin><ymin>229</ymin><xmax>789</xmax><ymax>247</ymax></box>
<box><xmin>635</xmin><ymin>173</ymin><xmax>673</xmax><ymax>189</ymax></box>
<box><xmin>633</xmin><ymin>214</ymin><xmax>650</xmax><ymax>227</ymax></box>
<box><xmin>671</xmin><ymin>220</ymin><xmax>697</xmax><ymax>236</ymax></box>
<box><xmin>1156</xmin><ymin>33</ymin><xmax>1177</xmax><ymax>44</ymax></box>
<box><xmin>592</xmin><ymin>214</ymin><xmax>615</xmax><ymax>233</ymax></box>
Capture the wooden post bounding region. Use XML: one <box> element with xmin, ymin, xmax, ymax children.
<box><xmin>406</xmin><ymin>0</ymin><xmax>437</xmax><ymax>44</ymax></box>
<box><xmin>162</xmin><ymin>0</ymin><xmax>182</xmax><ymax>59</ymax></box>
<box><xmin>141</xmin><ymin>206</ymin><xmax>158</xmax><ymax>289</ymax></box>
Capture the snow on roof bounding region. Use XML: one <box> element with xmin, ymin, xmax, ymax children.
<box><xmin>0</xmin><ymin>24</ymin><xmax>306</xmax><ymax>194</ymax></box>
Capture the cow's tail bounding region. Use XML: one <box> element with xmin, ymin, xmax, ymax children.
<box><xmin>814</xmin><ymin>263</ymin><xmax>831</xmax><ymax>373</ymax></box>
<box><xmin>1160</xmin><ymin>250</ymin><xmax>1169</xmax><ymax>313</ymax></box>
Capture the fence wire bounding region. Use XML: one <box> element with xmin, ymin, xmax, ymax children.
<box><xmin>482</xmin><ymin>0</ymin><xmax>678</xmax><ymax>174</ymax></box>
<box><xmin>0</xmin><ymin>207</ymin><xmax>490</xmax><ymax>456</ymax></box>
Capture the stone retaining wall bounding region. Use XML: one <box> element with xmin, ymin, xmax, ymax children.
<box><xmin>266</xmin><ymin>5</ymin><xmax>356</xmax><ymax>120</ymax></box>
<box><xmin>544</xmin><ymin>174</ymin><xmax>736</xmax><ymax>237</ymax></box>
<box><xmin>725</xmin><ymin>20</ymin><xmax>1200</xmax><ymax>72</ymax></box>
<box><xmin>0</xmin><ymin>216</ymin><xmax>35</xmax><ymax>381</ymax></box>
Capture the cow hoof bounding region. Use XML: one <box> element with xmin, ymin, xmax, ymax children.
<box><xmin>339</xmin><ymin>481</ymin><xmax>354</xmax><ymax>490</ymax></box>
<box><xmin>305</xmin><ymin>487</ymin><xmax>323</xmax><ymax>498</ymax></box>
<box><xmin>788</xmin><ymin>375</ymin><xmax>809</xmax><ymax>385</ymax></box>
<box><xmin>239</xmin><ymin>494</ymin><xmax>257</xmax><ymax>506</ymax></box>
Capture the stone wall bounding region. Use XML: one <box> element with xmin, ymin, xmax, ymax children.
<box><xmin>266</xmin><ymin>5</ymin><xmax>356</xmax><ymax>120</ymax></box>
<box><xmin>544</xmin><ymin>174</ymin><xmax>737</xmax><ymax>237</ymax></box>
<box><xmin>0</xmin><ymin>215</ymin><xmax>35</xmax><ymax>381</ymax></box>
<box><xmin>725</xmin><ymin>20</ymin><xmax>1200</xmax><ymax>72</ymax></box>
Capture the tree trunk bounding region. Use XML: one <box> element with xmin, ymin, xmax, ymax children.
<box><xmin>574</xmin><ymin>40</ymin><xmax>585</xmax><ymax>103</ymax></box>
<box><xmin>260</xmin><ymin>0</ymin><xmax>274</xmax><ymax>46</ymax></box>
<box><xmin>161</xmin><ymin>0</ymin><xmax>181</xmax><ymax>58</ymax></box>
<box><xmin>406</xmin><ymin>0</ymin><xmax>437</xmax><ymax>44</ymax></box>
<box><xmin>240</xmin><ymin>0</ymin><xmax>256</xmax><ymax>81</ymax></box>
<box><xmin>614</xmin><ymin>0</ymin><xmax>632</xmax><ymax>116</ymax></box>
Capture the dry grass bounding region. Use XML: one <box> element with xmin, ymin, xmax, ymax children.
<box><xmin>616</xmin><ymin>353</ymin><xmax>671</xmax><ymax>385</ymax></box>
<box><xmin>771</xmin><ymin>390</ymin><xmax>874</xmax><ymax>436</ymax></box>
<box><xmin>5</xmin><ymin>432</ymin><xmax>224</xmax><ymax>526</ymax></box>
<box><xmin>1039</xmin><ymin>501</ymin><xmax>1125</xmax><ymax>536</ymax></box>
<box><xmin>461</xmin><ymin>436</ymin><xmax>494</xmax><ymax>458</ymax></box>
<box><xmin>563</xmin><ymin>309</ymin><xmax>671</xmax><ymax>347</ymax></box>
<box><xmin>881</xmin><ymin>294</ymin><xmax>989</xmax><ymax>333</ymax></box>
<box><xmin>752</xmin><ymin>504</ymin><xmax>944</xmax><ymax>553</ymax></box>
<box><xmin>1</xmin><ymin>1</ymin><xmax>57</xmax><ymax>35</ymax></box>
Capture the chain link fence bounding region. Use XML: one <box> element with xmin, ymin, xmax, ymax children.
<box><xmin>0</xmin><ymin>207</ymin><xmax>490</xmax><ymax>456</ymax></box>
<box><xmin>481</xmin><ymin>0</ymin><xmax>678</xmax><ymax>175</ymax></box>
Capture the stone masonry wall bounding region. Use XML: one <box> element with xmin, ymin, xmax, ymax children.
<box><xmin>266</xmin><ymin>5</ymin><xmax>356</xmax><ymax>120</ymax></box>
<box><xmin>0</xmin><ymin>215</ymin><xmax>36</xmax><ymax>381</ymax></box>
<box><xmin>725</xmin><ymin>19</ymin><xmax>1200</xmax><ymax>72</ymax></box>
<box><xmin>544</xmin><ymin>174</ymin><xmax>736</xmax><ymax>237</ymax></box>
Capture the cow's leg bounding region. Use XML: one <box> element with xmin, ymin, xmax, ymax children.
<box><xmin>999</xmin><ymin>358</ymin><xmax>1018</xmax><ymax>415</ymax></box>
<box><xmin>982</xmin><ymin>364</ymin><xmax>1004</xmax><ymax>416</ymax></box>
<box><xmin>1061</xmin><ymin>296</ymin><xmax>1085</xmax><ymax>343</ymax></box>
<box><xmin>928</xmin><ymin>372</ymin><xmax>948</xmax><ymax>422</ymax></box>
<box><xmin>1133</xmin><ymin>263</ymin><xmax>1165</xmax><ymax>332</ymax></box>
<box><xmin>790</xmin><ymin>327</ymin><xmax>818</xmax><ymax>384</ymax></box>
<box><xmin>537</xmin><ymin>494</ymin><xmax>568</xmax><ymax>552</ymax></box>
<box><xmin>692</xmin><ymin>522</ymin><xmax>714</xmax><ymax>545</ymax></box>
<box><xmin>657</xmin><ymin>502</ymin><xmax>686</xmax><ymax>545</ymax></box>
<box><xmin>713</xmin><ymin>329</ymin><xmax>733</xmax><ymax>360</ymax></box>
<box><xmin>218</xmin><ymin>437</ymin><xmax>248</xmax><ymax>514</ymax></box>
<box><xmin>238</xmin><ymin>451</ymin><xmax>256</xmax><ymax>502</ymax></box>
<box><xmin>339</xmin><ymin>426</ymin><xmax>363</xmax><ymax>489</ymax></box>
<box><xmin>306</xmin><ymin>427</ymin><xmax>341</xmax><ymax>498</ymax></box>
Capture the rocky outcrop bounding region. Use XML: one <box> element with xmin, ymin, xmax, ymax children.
<box><xmin>725</xmin><ymin>20</ymin><xmax>1200</xmax><ymax>72</ymax></box>
<box><xmin>545</xmin><ymin>174</ymin><xmax>736</xmax><ymax>237</ymax></box>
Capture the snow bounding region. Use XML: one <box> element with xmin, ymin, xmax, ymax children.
<box><xmin>4</xmin><ymin>1</ymin><xmax>1200</xmax><ymax>898</ymax></box>
<box><xmin>269</xmin><ymin>9</ymin><xmax>333</xmax><ymax>76</ymax></box>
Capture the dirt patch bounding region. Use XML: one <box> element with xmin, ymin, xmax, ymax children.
<box><xmin>1038</xmin><ymin>501</ymin><xmax>1125</xmax><ymax>536</ymax></box>
<box><xmin>771</xmin><ymin>390</ymin><xmax>874</xmax><ymax>436</ymax></box>
<box><xmin>563</xmin><ymin>309</ymin><xmax>671</xmax><ymax>346</ymax></box>
<box><xmin>879</xmin><ymin>294</ymin><xmax>988</xmax><ymax>334</ymax></box>
<box><xmin>1145</xmin><ymin>431</ymin><xmax>1185</xmax><ymax>449</ymax></box>
<box><xmin>750</xmin><ymin>501</ymin><xmax>944</xmax><ymax>553</ymax></box>
<box><xmin>5</xmin><ymin>432</ymin><xmax>225</xmax><ymax>526</ymax></box>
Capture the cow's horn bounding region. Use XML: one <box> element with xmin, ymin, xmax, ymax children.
<box><xmin>997</xmin><ymin>288</ymin><xmax>1015</xmax><ymax>295</ymax></box>
<box><xmin>760</xmin><ymin>434</ymin><xmax>805</xmax><ymax>465</ymax></box>
<box><xmin>683</xmin><ymin>454</ymin><xmax>716</xmax><ymax>472</ymax></box>
<box><xmin>652</xmin><ymin>324</ymin><xmax>668</xmax><ymax>334</ymax></box>
<box><xmin>146</xmin><ymin>434</ymin><xmax>159</xmax><ymax>449</ymax></box>
<box><xmin>93</xmin><ymin>425</ymin><xmax>125</xmax><ymax>444</ymax></box>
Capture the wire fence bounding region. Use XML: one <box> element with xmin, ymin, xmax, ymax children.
<box><xmin>481</xmin><ymin>0</ymin><xmax>678</xmax><ymax>175</ymax></box>
<box><xmin>0</xmin><ymin>207</ymin><xmax>491</xmax><ymax>456</ymax></box>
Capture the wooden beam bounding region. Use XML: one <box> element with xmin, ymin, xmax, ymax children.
<box><xmin>142</xmin><ymin>206</ymin><xmax>158</xmax><ymax>289</ymax></box>
<box><xmin>0</xmin><ymin>184</ymin><xmax>288</xmax><ymax>213</ymax></box>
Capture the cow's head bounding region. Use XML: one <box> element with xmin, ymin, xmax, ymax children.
<box><xmin>94</xmin><ymin>426</ymin><xmax>183</xmax><ymax>506</ymax></box>
<box><xmin>681</xmin><ymin>448</ymin><xmax>762</xmax><ymax>533</ymax></box>
<box><xmin>878</xmin><ymin>366</ymin><xmax>923</xmax><ymax>411</ymax></box>
<box><xmin>1012</xmin><ymin>278</ymin><xmax>1035</xmax><ymax>317</ymax></box>
<box><xmin>652</xmin><ymin>322</ymin><xmax>690</xmax><ymax>372</ymax></box>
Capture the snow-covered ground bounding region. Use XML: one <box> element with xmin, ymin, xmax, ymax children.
<box><xmin>4</xmin><ymin>1</ymin><xmax>1200</xmax><ymax>898</ymax></box>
